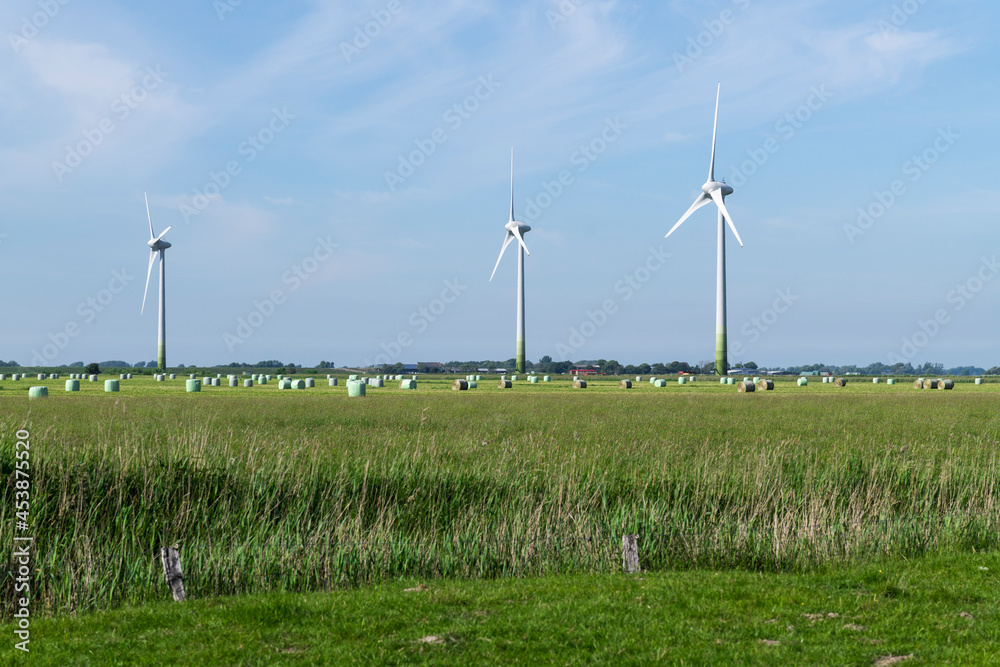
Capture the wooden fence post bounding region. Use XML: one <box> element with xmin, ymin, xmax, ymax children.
<box><xmin>622</xmin><ymin>535</ymin><xmax>640</xmax><ymax>574</ymax></box>
<box><xmin>161</xmin><ymin>546</ymin><xmax>186</xmax><ymax>601</ymax></box>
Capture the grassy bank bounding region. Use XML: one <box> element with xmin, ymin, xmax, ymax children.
<box><xmin>4</xmin><ymin>551</ymin><xmax>998</xmax><ymax>665</ymax></box>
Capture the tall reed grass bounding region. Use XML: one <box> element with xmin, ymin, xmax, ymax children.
<box><xmin>2</xmin><ymin>389</ymin><xmax>998</xmax><ymax>616</ymax></box>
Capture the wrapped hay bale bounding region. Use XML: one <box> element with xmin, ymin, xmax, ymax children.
<box><xmin>573</xmin><ymin>380</ymin><xmax>587</xmax><ymax>388</ymax></box>
<box><xmin>834</xmin><ymin>378</ymin><xmax>847</xmax><ymax>387</ymax></box>
<box><xmin>923</xmin><ymin>379</ymin><xmax>938</xmax><ymax>389</ymax></box>
<box><xmin>619</xmin><ymin>380</ymin><xmax>632</xmax><ymax>389</ymax></box>
<box><xmin>453</xmin><ymin>379</ymin><xmax>469</xmax><ymax>391</ymax></box>
<box><xmin>938</xmin><ymin>379</ymin><xmax>954</xmax><ymax>390</ymax></box>
<box><xmin>28</xmin><ymin>386</ymin><xmax>48</xmax><ymax>399</ymax></box>
<box><xmin>797</xmin><ymin>378</ymin><xmax>808</xmax><ymax>386</ymax></box>
<box><xmin>737</xmin><ymin>381</ymin><xmax>755</xmax><ymax>393</ymax></box>
<box><xmin>757</xmin><ymin>379</ymin><xmax>774</xmax><ymax>391</ymax></box>
<box><xmin>400</xmin><ymin>379</ymin><xmax>417</xmax><ymax>389</ymax></box>
<box><xmin>497</xmin><ymin>380</ymin><xmax>512</xmax><ymax>389</ymax></box>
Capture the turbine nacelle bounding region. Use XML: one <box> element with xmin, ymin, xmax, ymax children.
<box><xmin>506</xmin><ymin>220</ymin><xmax>531</xmax><ymax>236</ymax></box>
<box><xmin>148</xmin><ymin>237</ymin><xmax>171</xmax><ymax>250</ymax></box>
<box><xmin>703</xmin><ymin>181</ymin><xmax>733</xmax><ymax>198</ymax></box>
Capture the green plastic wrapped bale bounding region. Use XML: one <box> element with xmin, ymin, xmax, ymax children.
<box><xmin>349</xmin><ymin>375</ymin><xmax>359</xmax><ymax>381</ymax></box>
<box><xmin>371</xmin><ymin>378</ymin><xmax>384</xmax><ymax>388</ymax></box>
<box><xmin>348</xmin><ymin>380</ymin><xmax>366</xmax><ymax>397</ymax></box>
<box><xmin>212</xmin><ymin>378</ymin><xmax>221</xmax><ymax>386</ymax></box>
<box><xmin>400</xmin><ymin>379</ymin><xmax>417</xmax><ymax>389</ymax></box>
<box><xmin>190</xmin><ymin>374</ymin><xmax>197</xmax><ymax>379</ymax></box>
<box><xmin>720</xmin><ymin>377</ymin><xmax>727</xmax><ymax>385</ymax></box>
<box><xmin>649</xmin><ymin>377</ymin><xmax>657</xmax><ymax>384</ymax></box>
<box><xmin>753</xmin><ymin>377</ymin><xmax>760</xmax><ymax>384</ymax></box>
<box><xmin>476</xmin><ymin>375</ymin><xmax>482</xmax><ymax>381</ymax></box>
<box><xmin>0</xmin><ymin>374</ymin><xmax>5</xmax><ymax>381</ymax></box>
<box><xmin>529</xmin><ymin>376</ymin><xmax>539</xmax><ymax>383</ymax></box>
<box><xmin>678</xmin><ymin>377</ymin><xmax>687</xmax><ymax>385</ymax></box>
<box><xmin>38</xmin><ymin>374</ymin><xmax>46</xmax><ymax>380</ymax></box>
<box><xmin>727</xmin><ymin>378</ymin><xmax>735</xmax><ymax>385</ymax></box>
<box><xmin>975</xmin><ymin>378</ymin><xmax>983</xmax><ymax>385</ymax></box>
<box><xmin>29</xmin><ymin>386</ymin><xmax>48</xmax><ymax>399</ymax></box>
<box><xmin>104</xmin><ymin>380</ymin><xmax>120</xmax><ymax>392</ymax></box>
<box><xmin>126</xmin><ymin>374</ymin><xmax>133</xmax><ymax>379</ymax></box>
<box><xmin>89</xmin><ymin>375</ymin><xmax>98</xmax><ymax>382</ymax></box>
<box><xmin>186</xmin><ymin>379</ymin><xmax>201</xmax><ymax>393</ymax></box>
<box><xmin>468</xmin><ymin>381</ymin><xmax>477</xmax><ymax>389</ymax></box>
<box><xmin>244</xmin><ymin>379</ymin><xmax>253</xmax><ymax>387</ymax></box>
<box><xmin>873</xmin><ymin>378</ymin><xmax>880</xmax><ymax>384</ymax></box>
<box><xmin>654</xmin><ymin>379</ymin><xmax>666</xmax><ymax>387</ymax></box>
<box><xmin>258</xmin><ymin>377</ymin><xmax>267</xmax><ymax>385</ymax></box>
<box><xmin>797</xmin><ymin>378</ymin><xmax>808</xmax><ymax>386</ymax></box>
<box><xmin>229</xmin><ymin>378</ymin><xmax>238</xmax><ymax>387</ymax></box>
<box><xmin>170</xmin><ymin>374</ymin><xmax>176</xmax><ymax>380</ymax></box>
<box><xmin>65</xmin><ymin>380</ymin><xmax>80</xmax><ymax>392</ymax></box>
<box><xmin>887</xmin><ymin>379</ymin><xmax>895</xmax><ymax>385</ymax></box>
<box><xmin>280</xmin><ymin>379</ymin><xmax>292</xmax><ymax>390</ymax></box>
<box><xmin>293</xmin><ymin>380</ymin><xmax>306</xmax><ymax>389</ymax></box>
<box><xmin>512</xmin><ymin>375</ymin><xmax>518</xmax><ymax>381</ymax></box>
<box><xmin>543</xmin><ymin>376</ymin><xmax>551</xmax><ymax>382</ymax></box>
<box><xmin>305</xmin><ymin>378</ymin><xmax>315</xmax><ymax>388</ymax></box>
<box><xmin>328</xmin><ymin>378</ymin><xmax>339</xmax><ymax>386</ymax></box>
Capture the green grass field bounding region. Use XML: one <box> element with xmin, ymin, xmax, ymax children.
<box><xmin>2</xmin><ymin>373</ymin><xmax>998</xmax><ymax>663</ymax></box>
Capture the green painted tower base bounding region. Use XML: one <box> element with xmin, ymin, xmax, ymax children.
<box><xmin>715</xmin><ymin>328</ymin><xmax>728</xmax><ymax>376</ymax></box>
<box><xmin>158</xmin><ymin>344</ymin><xmax>166</xmax><ymax>373</ymax></box>
<box><xmin>516</xmin><ymin>337</ymin><xmax>525</xmax><ymax>374</ymax></box>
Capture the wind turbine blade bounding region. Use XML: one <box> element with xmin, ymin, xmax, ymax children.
<box><xmin>141</xmin><ymin>250</ymin><xmax>157</xmax><ymax>314</ymax></box>
<box><xmin>154</xmin><ymin>226</ymin><xmax>172</xmax><ymax>242</ymax></box>
<box><xmin>708</xmin><ymin>83</ymin><xmax>720</xmax><ymax>182</ymax></box>
<box><xmin>665</xmin><ymin>193</ymin><xmax>711</xmax><ymax>238</ymax></box>
<box><xmin>489</xmin><ymin>232</ymin><xmax>515</xmax><ymax>282</ymax></box>
<box><xmin>710</xmin><ymin>189</ymin><xmax>743</xmax><ymax>247</ymax></box>
<box><xmin>144</xmin><ymin>192</ymin><xmax>156</xmax><ymax>239</ymax></box>
<box><xmin>511</xmin><ymin>225</ymin><xmax>530</xmax><ymax>256</ymax></box>
<box><xmin>509</xmin><ymin>147</ymin><xmax>515</xmax><ymax>222</ymax></box>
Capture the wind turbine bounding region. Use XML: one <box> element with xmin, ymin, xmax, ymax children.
<box><xmin>141</xmin><ymin>192</ymin><xmax>171</xmax><ymax>371</ymax></box>
<box><xmin>664</xmin><ymin>84</ymin><xmax>744</xmax><ymax>376</ymax></box>
<box><xmin>489</xmin><ymin>148</ymin><xmax>531</xmax><ymax>374</ymax></box>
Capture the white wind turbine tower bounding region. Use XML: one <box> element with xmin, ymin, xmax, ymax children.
<box><xmin>489</xmin><ymin>148</ymin><xmax>531</xmax><ymax>374</ymax></box>
<box><xmin>141</xmin><ymin>193</ymin><xmax>172</xmax><ymax>371</ymax></box>
<box><xmin>664</xmin><ymin>84</ymin><xmax>745</xmax><ymax>376</ymax></box>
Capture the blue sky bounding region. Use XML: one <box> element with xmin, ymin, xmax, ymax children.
<box><xmin>2</xmin><ymin>0</ymin><xmax>999</xmax><ymax>368</ymax></box>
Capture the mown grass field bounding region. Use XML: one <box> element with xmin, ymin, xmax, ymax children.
<box><xmin>1</xmin><ymin>373</ymin><xmax>998</xmax><ymax>663</ymax></box>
